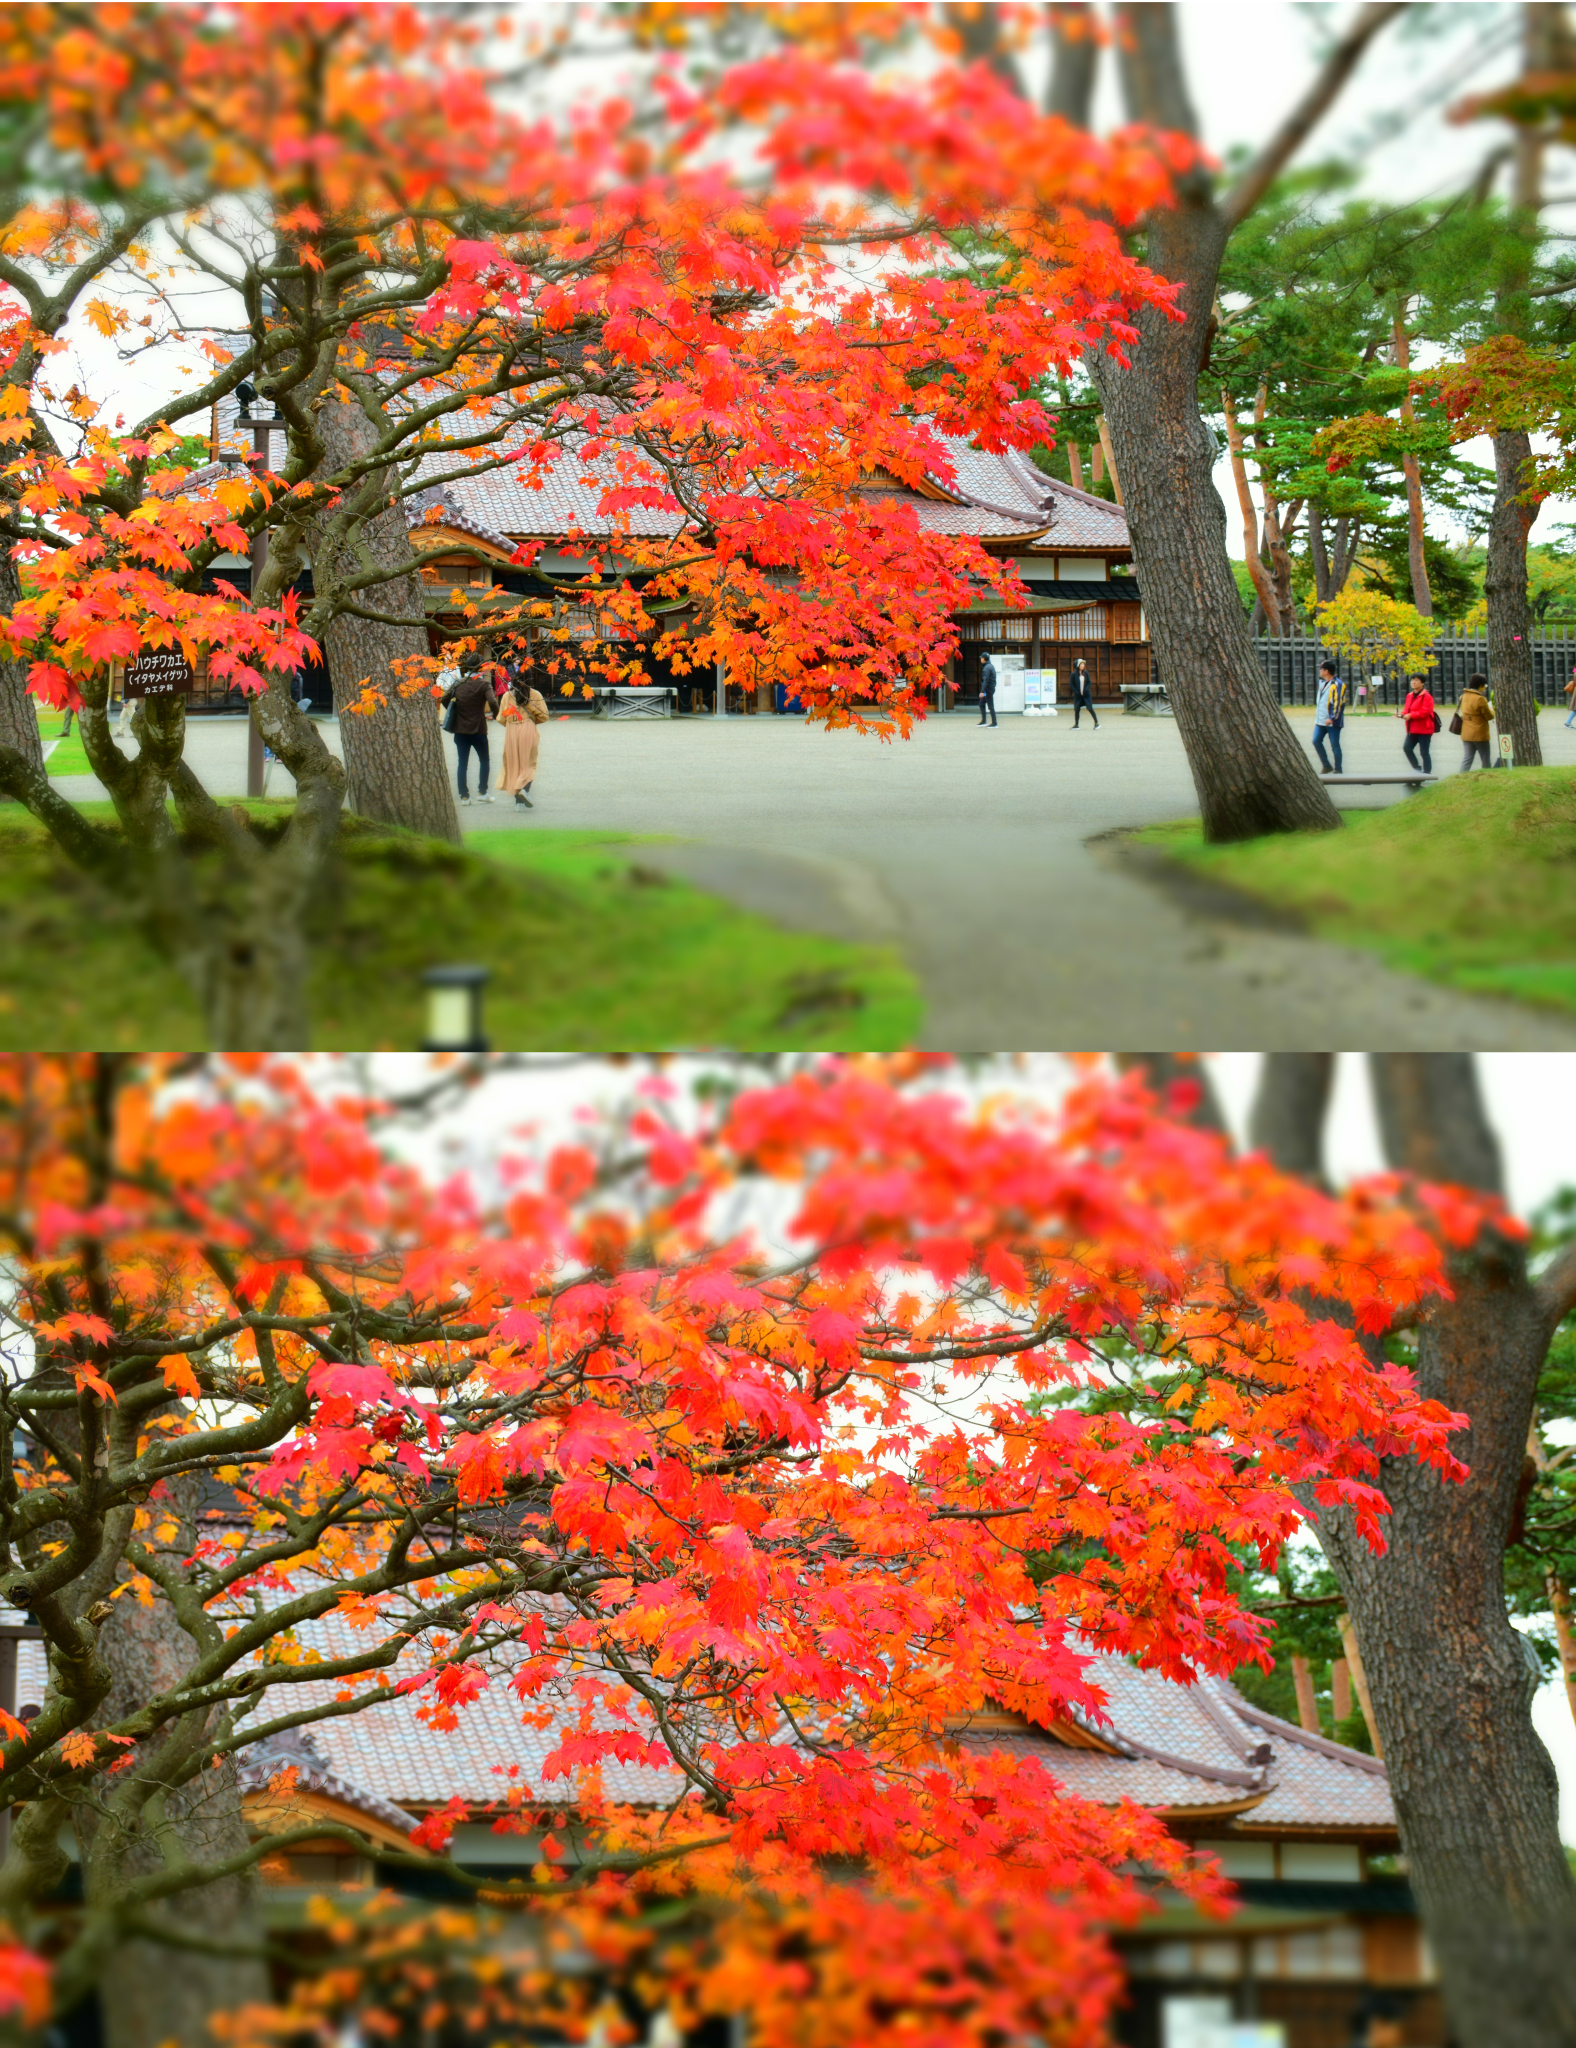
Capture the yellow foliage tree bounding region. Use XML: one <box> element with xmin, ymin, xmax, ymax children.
<box><xmin>1314</xmin><ymin>590</ymin><xmax>1438</xmax><ymax>711</ymax></box>
<box><xmin>1309</xmin><ymin>589</ymin><xmax>1432</xmax><ymax>716</ymax></box>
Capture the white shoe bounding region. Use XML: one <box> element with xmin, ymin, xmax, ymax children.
<box><xmin>480</xmin><ymin>793</ymin><xmax>496</xmax><ymax>803</ymax></box>
<box><xmin>459</xmin><ymin>796</ymin><xmax>472</xmax><ymax>806</ymax></box>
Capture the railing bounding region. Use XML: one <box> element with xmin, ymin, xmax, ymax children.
<box><xmin>1252</xmin><ymin>628</ymin><xmax>1576</xmax><ymax>708</ymax></box>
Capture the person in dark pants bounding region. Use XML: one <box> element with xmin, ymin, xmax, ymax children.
<box><xmin>977</xmin><ymin>652</ymin><xmax>998</xmax><ymax>726</ymax></box>
<box><xmin>1312</xmin><ymin>659</ymin><xmax>1349</xmax><ymax>774</ymax></box>
<box><xmin>1399</xmin><ymin>672</ymin><xmax>1435</xmax><ymax>774</ymax></box>
<box><xmin>1070</xmin><ymin>657</ymin><xmax>1098</xmax><ymax>728</ymax></box>
<box><xmin>441</xmin><ymin>662</ymin><xmax>500</xmax><ymax>805</ymax></box>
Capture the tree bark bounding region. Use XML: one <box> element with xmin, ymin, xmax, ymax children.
<box><xmin>75</xmin><ymin>1580</ymin><xmax>270</xmax><ymax>2048</ymax></box>
<box><xmin>310</xmin><ymin>398</ymin><xmax>461</xmax><ymax>843</ymax></box>
<box><xmin>1336</xmin><ymin>1612</ymin><xmax>1382</xmax><ymax>1757</ymax></box>
<box><xmin>1290</xmin><ymin>1653</ymin><xmax>1321</xmax><ymax>1734</ymax></box>
<box><xmin>1298</xmin><ymin>1055</ymin><xmax>1576</xmax><ymax>2048</ymax></box>
<box><xmin>1221</xmin><ymin>387</ymin><xmax>1281</xmax><ymax>634</ymax></box>
<box><xmin>1247</xmin><ymin>1052</ymin><xmax>1333</xmax><ymax>1187</ymax></box>
<box><xmin>1087</xmin><ymin>9</ymin><xmax>1341</xmax><ymax>841</ymax></box>
<box><xmin>1239</xmin><ymin>1050</ymin><xmax>1576</xmax><ymax>2046</ymax></box>
<box><xmin>1392</xmin><ymin>306</ymin><xmax>1433</xmax><ymax>618</ymax></box>
<box><xmin>0</xmin><ymin>553</ymin><xmax>43</xmax><ymax>774</ymax></box>
<box><xmin>1547</xmin><ymin>1570</ymin><xmax>1576</xmax><ymax>1732</ymax></box>
<box><xmin>1045</xmin><ymin>3</ymin><xmax>1100</xmax><ymax>123</ymax></box>
<box><xmin>1268</xmin><ymin>497</ymin><xmax>1301</xmax><ymax>632</ymax></box>
<box><xmin>1478</xmin><ymin>4</ymin><xmax>1549</xmax><ymax>769</ymax></box>
<box><xmin>1309</xmin><ymin>504</ymin><xmax>1333</xmax><ymax>606</ymax></box>
<box><xmin>1486</xmin><ymin>426</ymin><xmax>1544</xmax><ymax>767</ymax></box>
<box><xmin>1091</xmin><ymin>195</ymin><xmax>1337</xmax><ymax>838</ymax></box>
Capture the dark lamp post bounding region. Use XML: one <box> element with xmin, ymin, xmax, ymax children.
<box><xmin>422</xmin><ymin>965</ymin><xmax>490</xmax><ymax>1051</ymax></box>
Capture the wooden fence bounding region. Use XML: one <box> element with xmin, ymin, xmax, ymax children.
<box><xmin>1251</xmin><ymin>630</ymin><xmax>1576</xmax><ymax>709</ymax></box>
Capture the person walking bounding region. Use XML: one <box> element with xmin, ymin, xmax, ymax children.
<box><xmin>441</xmin><ymin>658</ymin><xmax>500</xmax><ymax>805</ymax></box>
<box><xmin>1564</xmin><ymin>660</ymin><xmax>1575</xmax><ymax>727</ymax></box>
<box><xmin>977</xmin><ymin>652</ymin><xmax>998</xmax><ymax>727</ymax></box>
<box><xmin>1397</xmin><ymin>672</ymin><xmax>1437</xmax><ymax>775</ymax></box>
<box><xmin>498</xmin><ymin>676</ymin><xmax>549</xmax><ymax>807</ymax></box>
<box><xmin>1069</xmin><ymin>656</ymin><xmax>1099</xmax><ymax>729</ymax></box>
<box><xmin>1312</xmin><ymin>660</ymin><xmax>1349</xmax><ymax>774</ymax></box>
<box><xmin>1455</xmin><ymin>672</ymin><xmax>1494</xmax><ymax>772</ymax></box>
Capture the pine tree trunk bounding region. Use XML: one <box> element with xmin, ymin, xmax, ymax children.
<box><xmin>1546</xmin><ymin>1570</ymin><xmax>1576</xmax><ymax>1731</ymax></box>
<box><xmin>1090</xmin><ymin>205</ymin><xmax>1339</xmax><ymax>841</ymax></box>
<box><xmin>311</xmin><ymin>398</ymin><xmax>461</xmax><ymax>843</ymax></box>
<box><xmin>1486</xmin><ymin>426</ymin><xmax>1544</xmax><ymax>767</ymax></box>
<box><xmin>0</xmin><ymin>553</ymin><xmax>44</xmax><ymax>773</ymax></box>
<box><xmin>1313</xmin><ymin>1283</ymin><xmax>1576</xmax><ymax>2048</ymax></box>
<box><xmin>1392</xmin><ymin>307</ymin><xmax>1433</xmax><ymax>618</ymax></box>
<box><xmin>1309</xmin><ymin>505</ymin><xmax>1333</xmax><ymax>606</ymax></box>
<box><xmin>1288</xmin><ymin>1055</ymin><xmax>1576</xmax><ymax>2048</ymax></box>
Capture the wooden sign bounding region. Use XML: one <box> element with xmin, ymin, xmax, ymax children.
<box><xmin>124</xmin><ymin>647</ymin><xmax>195</xmax><ymax>699</ymax></box>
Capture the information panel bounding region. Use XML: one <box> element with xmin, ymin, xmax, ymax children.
<box><xmin>124</xmin><ymin>648</ymin><xmax>195</xmax><ymax>699</ymax></box>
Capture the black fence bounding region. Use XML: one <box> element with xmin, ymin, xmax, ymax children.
<box><xmin>1253</xmin><ymin>630</ymin><xmax>1576</xmax><ymax>709</ymax></box>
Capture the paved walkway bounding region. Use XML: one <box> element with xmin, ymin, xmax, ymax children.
<box><xmin>50</xmin><ymin>707</ymin><xmax>1576</xmax><ymax>1049</ymax></box>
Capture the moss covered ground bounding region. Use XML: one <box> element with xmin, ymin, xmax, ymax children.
<box><xmin>0</xmin><ymin>804</ymin><xmax>921</xmax><ymax>1050</ymax></box>
<box><xmin>1138</xmin><ymin>766</ymin><xmax>1576</xmax><ymax>1014</ymax></box>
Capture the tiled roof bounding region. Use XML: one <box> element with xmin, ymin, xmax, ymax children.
<box><xmin>15</xmin><ymin>1624</ymin><xmax>1381</xmax><ymax>1836</ymax></box>
<box><xmin>205</xmin><ymin>376</ymin><xmax>1128</xmax><ymax>557</ymax></box>
<box><xmin>990</xmin><ymin>1661</ymin><xmax>1394</xmax><ymax>1834</ymax></box>
<box><xmin>409</xmin><ymin>426</ymin><xmax>1128</xmax><ymax>554</ymax></box>
<box><xmin>236</xmin><ymin>1724</ymin><xmax>418</xmax><ymax>1838</ymax></box>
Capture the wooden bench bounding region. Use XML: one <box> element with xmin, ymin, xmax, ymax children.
<box><xmin>586</xmin><ymin>685</ymin><xmax>675</xmax><ymax>720</ymax></box>
<box><xmin>1120</xmin><ymin>682</ymin><xmax>1171</xmax><ymax>715</ymax></box>
<box><xmin>1320</xmin><ymin>773</ymin><xmax>1438</xmax><ymax>791</ymax></box>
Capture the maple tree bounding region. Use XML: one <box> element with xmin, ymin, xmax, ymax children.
<box><xmin>0</xmin><ymin>1051</ymin><xmax>1489</xmax><ymax>2048</ymax></box>
<box><xmin>0</xmin><ymin>1</ymin><xmax>1186</xmax><ymax>1048</ymax></box>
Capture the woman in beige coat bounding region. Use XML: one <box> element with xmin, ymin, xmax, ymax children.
<box><xmin>498</xmin><ymin>681</ymin><xmax>549</xmax><ymax>807</ymax></box>
<box><xmin>1456</xmin><ymin>673</ymin><xmax>1494</xmax><ymax>773</ymax></box>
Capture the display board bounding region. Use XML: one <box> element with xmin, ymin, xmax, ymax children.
<box><xmin>124</xmin><ymin>648</ymin><xmax>195</xmax><ymax>699</ymax></box>
<box><xmin>1022</xmin><ymin>667</ymin><xmax>1058</xmax><ymax>716</ymax></box>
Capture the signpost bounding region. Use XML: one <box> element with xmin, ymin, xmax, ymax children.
<box><xmin>123</xmin><ymin>647</ymin><xmax>195</xmax><ymax>699</ymax></box>
<box><xmin>1022</xmin><ymin>667</ymin><xmax>1058</xmax><ymax>716</ymax></box>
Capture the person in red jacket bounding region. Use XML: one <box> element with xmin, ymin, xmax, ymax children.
<box><xmin>1398</xmin><ymin>672</ymin><xmax>1437</xmax><ymax>775</ymax></box>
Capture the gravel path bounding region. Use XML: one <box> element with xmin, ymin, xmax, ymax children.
<box><xmin>48</xmin><ymin>707</ymin><xmax>1576</xmax><ymax>1050</ymax></box>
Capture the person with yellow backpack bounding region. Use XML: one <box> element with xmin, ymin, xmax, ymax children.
<box><xmin>1311</xmin><ymin>659</ymin><xmax>1352</xmax><ymax>775</ymax></box>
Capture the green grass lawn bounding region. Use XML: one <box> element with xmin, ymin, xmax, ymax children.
<box><xmin>1137</xmin><ymin>766</ymin><xmax>1576</xmax><ymax>1013</ymax></box>
<box><xmin>0</xmin><ymin>807</ymin><xmax>921</xmax><ymax>1050</ymax></box>
<box><xmin>43</xmin><ymin>729</ymin><xmax>94</xmax><ymax>777</ymax></box>
<box><xmin>30</xmin><ymin>708</ymin><xmax>93</xmax><ymax>777</ymax></box>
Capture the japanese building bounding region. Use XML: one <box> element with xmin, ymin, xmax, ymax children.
<box><xmin>404</xmin><ymin>431</ymin><xmax>1149</xmax><ymax>714</ymax></box>
<box><xmin>187</xmin><ymin>394</ymin><xmax>1150</xmax><ymax>715</ymax></box>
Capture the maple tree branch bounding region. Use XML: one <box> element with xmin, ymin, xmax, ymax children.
<box><xmin>1220</xmin><ymin>4</ymin><xmax>1409</xmax><ymax>234</ymax></box>
<box><xmin>0</xmin><ymin>741</ymin><xmax>122</xmax><ymax>881</ymax></box>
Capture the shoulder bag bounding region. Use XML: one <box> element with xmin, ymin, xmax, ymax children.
<box><xmin>1448</xmin><ymin>709</ymin><xmax>1464</xmax><ymax>736</ymax></box>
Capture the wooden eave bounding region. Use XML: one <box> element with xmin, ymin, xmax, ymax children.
<box><xmin>409</xmin><ymin>522</ymin><xmax>519</xmax><ymax>567</ymax></box>
<box><xmin>244</xmin><ymin>1784</ymin><xmax>419</xmax><ymax>1858</ymax></box>
<box><xmin>1147</xmin><ymin>1790</ymin><xmax>1274</xmax><ymax>1823</ymax></box>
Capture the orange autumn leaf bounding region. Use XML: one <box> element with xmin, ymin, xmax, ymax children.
<box><xmin>160</xmin><ymin>1353</ymin><xmax>201</xmax><ymax>1398</ymax></box>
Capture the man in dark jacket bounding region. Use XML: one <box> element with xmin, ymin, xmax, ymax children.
<box><xmin>977</xmin><ymin>653</ymin><xmax>998</xmax><ymax>727</ymax></box>
<box><xmin>442</xmin><ymin>663</ymin><xmax>500</xmax><ymax>804</ymax></box>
